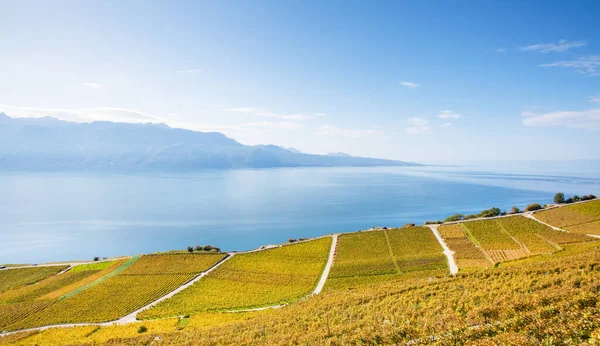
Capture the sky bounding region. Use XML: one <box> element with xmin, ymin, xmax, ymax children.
<box><xmin>0</xmin><ymin>0</ymin><xmax>599</xmax><ymax>164</ymax></box>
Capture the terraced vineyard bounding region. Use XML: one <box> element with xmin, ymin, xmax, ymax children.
<box><xmin>120</xmin><ymin>253</ymin><xmax>226</xmax><ymax>275</ymax></box>
<box><xmin>535</xmin><ymin>199</ymin><xmax>600</xmax><ymax>234</ymax></box>
<box><xmin>497</xmin><ymin>216</ymin><xmax>592</xmax><ymax>252</ymax></box>
<box><xmin>0</xmin><ymin>266</ymin><xmax>67</xmax><ymax>294</ymax></box>
<box><xmin>328</xmin><ymin>231</ymin><xmax>396</xmax><ymax>278</ymax></box>
<box><xmin>138</xmin><ymin>238</ymin><xmax>331</xmax><ymax>319</ymax></box>
<box><xmin>438</xmin><ymin>224</ymin><xmax>490</xmax><ymax>268</ymax></box>
<box><xmin>3</xmin><ymin>254</ymin><xmax>226</xmax><ymax>331</ymax></box>
<box><xmin>462</xmin><ymin>219</ymin><xmax>528</xmax><ymax>263</ymax></box>
<box><xmin>386</xmin><ymin>227</ymin><xmax>447</xmax><ymax>273</ymax></box>
<box><xmin>327</xmin><ymin>227</ymin><xmax>446</xmax><ymax>288</ymax></box>
<box><xmin>0</xmin><ymin>262</ymin><xmax>126</xmax><ymax>331</ymax></box>
<box><xmin>5</xmin><ymin>241</ymin><xmax>600</xmax><ymax>346</ymax></box>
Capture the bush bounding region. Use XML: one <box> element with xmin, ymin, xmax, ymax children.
<box><xmin>509</xmin><ymin>206</ymin><xmax>521</xmax><ymax>214</ymax></box>
<box><xmin>137</xmin><ymin>325</ymin><xmax>147</xmax><ymax>334</ymax></box>
<box><xmin>424</xmin><ymin>220</ymin><xmax>442</xmax><ymax>225</ymax></box>
<box><xmin>554</xmin><ymin>192</ymin><xmax>565</xmax><ymax>204</ymax></box>
<box><xmin>93</xmin><ymin>257</ymin><xmax>99</xmax><ymax>262</ymax></box>
<box><xmin>464</xmin><ymin>214</ymin><xmax>478</xmax><ymax>220</ymax></box>
<box><xmin>444</xmin><ymin>214</ymin><xmax>464</xmax><ymax>223</ymax></box>
<box><xmin>195</xmin><ymin>245</ymin><xmax>202</xmax><ymax>252</ymax></box>
<box><xmin>187</xmin><ymin>246</ymin><xmax>193</xmax><ymax>253</ymax></box>
<box><xmin>565</xmin><ymin>198</ymin><xmax>574</xmax><ymax>204</ymax></box>
<box><xmin>572</xmin><ymin>195</ymin><xmax>581</xmax><ymax>202</ymax></box>
<box><xmin>288</xmin><ymin>238</ymin><xmax>297</xmax><ymax>243</ymax></box>
<box><xmin>581</xmin><ymin>194</ymin><xmax>596</xmax><ymax>201</ymax></box>
<box><xmin>525</xmin><ymin>203</ymin><xmax>542</xmax><ymax>212</ymax></box>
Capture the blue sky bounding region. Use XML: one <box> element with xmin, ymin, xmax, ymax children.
<box><xmin>1</xmin><ymin>1</ymin><xmax>599</xmax><ymax>163</ymax></box>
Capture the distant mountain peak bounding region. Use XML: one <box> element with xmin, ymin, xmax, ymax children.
<box><xmin>286</xmin><ymin>147</ymin><xmax>303</xmax><ymax>154</ymax></box>
<box><xmin>327</xmin><ymin>152</ymin><xmax>352</xmax><ymax>157</ymax></box>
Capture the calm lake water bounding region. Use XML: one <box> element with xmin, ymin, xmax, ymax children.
<box><xmin>1</xmin><ymin>162</ymin><xmax>599</xmax><ymax>264</ymax></box>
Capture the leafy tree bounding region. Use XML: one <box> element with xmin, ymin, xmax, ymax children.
<box><xmin>93</xmin><ymin>256</ymin><xmax>99</xmax><ymax>262</ymax></box>
<box><xmin>478</xmin><ymin>207</ymin><xmax>501</xmax><ymax>218</ymax></box>
<box><xmin>572</xmin><ymin>195</ymin><xmax>581</xmax><ymax>202</ymax></box>
<box><xmin>195</xmin><ymin>245</ymin><xmax>202</xmax><ymax>252</ymax></box>
<box><xmin>554</xmin><ymin>192</ymin><xmax>565</xmax><ymax>204</ymax></box>
<box><xmin>187</xmin><ymin>246</ymin><xmax>193</xmax><ymax>253</ymax></box>
<box><xmin>444</xmin><ymin>214</ymin><xmax>464</xmax><ymax>223</ymax></box>
<box><xmin>509</xmin><ymin>206</ymin><xmax>520</xmax><ymax>214</ymax></box>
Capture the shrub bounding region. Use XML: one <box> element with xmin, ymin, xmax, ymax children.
<box><xmin>424</xmin><ymin>221</ymin><xmax>442</xmax><ymax>225</ymax></box>
<box><xmin>195</xmin><ymin>246</ymin><xmax>202</xmax><ymax>252</ymax></box>
<box><xmin>137</xmin><ymin>325</ymin><xmax>147</xmax><ymax>334</ymax></box>
<box><xmin>525</xmin><ymin>203</ymin><xmax>542</xmax><ymax>211</ymax></box>
<box><xmin>444</xmin><ymin>214</ymin><xmax>464</xmax><ymax>223</ymax></box>
<box><xmin>565</xmin><ymin>198</ymin><xmax>574</xmax><ymax>204</ymax></box>
<box><xmin>464</xmin><ymin>214</ymin><xmax>478</xmax><ymax>220</ymax></box>
<box><xmin>554</xmin><ymin>192</ymin><xmax>565</xmax><ymax>204</ymax></box>
<box><xmin>572</xmin><ymin>195</ymin><xmax>581</xmax><ymax>202</ymax></box>
<box><xmin>93</xmin><ymin>257</ymin><xmax>99</xmax><ymax>262</ymax></box>
<box><xmin>187</xmin><ymin>246</ymin><xmax>194</xmax><ymax>253</ymax></box>
<box><xmin>509</xmin><ymin>206</ymin><xmax>521</xmax><ymax>214</ymax></box>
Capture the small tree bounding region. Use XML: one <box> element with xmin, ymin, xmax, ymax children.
<box><xmin>509</xmin><ymin>206</ymin><xmax>520</xmax><ymax>214</ymax></box>
<box><xmin>444</xmin><ymin>214</ymin><xmax>464</xmax><ymax>223</ymax></box>
<box><xmin>573</xmin><ymin>195</ymin><xmax>581</xmax><ymax>202</ymax></box>
<box><xmin>187</xmin><ymin>246</ymin><xmax>193</xmax><ymax>253</ymax></box>
<box><xmin>195</xmin><ymin>245</ymin><xmax>202</xmax><ymax>252</ymax></box>
<box><xmin>554</xmin><ymin>192</ymin><xmax>565</xmax><ymax>204</ymax></box>
<box><xmin>93</xmin><ymin>256</ymin><xmax>99</xmax><ymax>261</ymax></box>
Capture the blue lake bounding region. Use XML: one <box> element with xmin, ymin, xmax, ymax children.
<box><xmin>1</xmin><ymin>162</ymin><xmax>599</xmax><ymax>264</ymax></box>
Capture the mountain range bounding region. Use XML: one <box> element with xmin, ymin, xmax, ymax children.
<box><xmin>0</xmin><ymin>113</ymin><xmax>418</xmax><ymax>170</ymax></box>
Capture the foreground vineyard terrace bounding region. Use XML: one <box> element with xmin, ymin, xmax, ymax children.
<box><xmin>1</xmin><ymin>198</ymin><xmax>600</xmax><ymax>345</ymax></box>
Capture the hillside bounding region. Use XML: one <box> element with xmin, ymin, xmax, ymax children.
<box><xmin>1</xmin><ymin>199</ymin><xmax>599</xmax><ymax>345</ymax></box>
<box><xmin>0</xmin><ymin>113</ymin><xmax>418</xmax><ymax>170</ymax></box>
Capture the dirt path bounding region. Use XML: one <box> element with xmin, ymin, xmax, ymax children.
<box><xmin>0</xmin><ymin>257</ymin><xmax>130</xmax><ymax>271</ymax></box>
<box><xmin>115</xmin><ymin>254</ymin><xmax>233</xmax><ymax>324</ymax></box>
<box><xmin>427</xmin><ymin>225</ymin><xmax>459</xmax><ymax>275</ymax></box>
<box><xmin>227</xmin><ymin>234</ymin><xmax>339</xmax><ymax>313</ymax></box>
<box><xmin>523</xmin><ymin>213</ymin><xmax>568</xmax><ymax>232</ymax></box>
<box><xmin>312</xmin><ymin>234</ymin><xmax>338</xmax><ymax>295</ymax></box>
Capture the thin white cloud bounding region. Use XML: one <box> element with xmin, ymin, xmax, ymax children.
<box><xmin>177</xmin><ymin>68</ymin><xmax>202</xmax><ymax>75</ymax></box>
<box><xmin>540</xmin><ymin>56</ymin><xmax>600</xmax><ymax>75</ymax></box>
<box><xmin>316</xmin><ymin>125</ymin><xmax>379</xmax><ymax>138</ymax></box>
<box><xmin>83</xmin><ymin>82</ymin><xmax>104</xmax><ymax>89</ymax></box>
<box><xmin>246</xmin><ymin>120</ymin><xmax>304</xmax><ymax>131</ymax></box>
<box><xmin>521</xmin><ymin>40</ymin><xmax>586</xmax><ymax>53</ymax></box>
<box><xmin>438</xmin><ymin>110</ymin><xmax>462</xmax><ymax>119</ymax></box>
<box><xmin>442</xmin><ymin>122</ymin><xmax>452</xmax><ymax>127</ymax></box>
<box><xmin>522</xmin><ymin>108</ymin><xmax>600</xmax><ymax>130</ymax></box>
<box><xmin>400</xmin><ymin>81</ymin><xmax>420</xmax><ymax>89</ymax></box>
<box><xmin>224</xmin><ymin>107</ymin><xmax>315</xmax><ymax>121</ymax></box>
<box><xmin>0</xmin><ymin>104</ymin><xmax>271</xmax><ymax>139</ymax></box>
<box><xmin>0</xmin><ymin>104</ymin><xmax>170</xmax><ymax>124</ymax></box>
<box><xmin>590</xmin><ymin>95</ymin><xmax>600</xmax><ymax>104</ymax></box>
<box><xmin>495</xmin><ymin>48</ymin><xmax>505</xmax><ymax>53</ymax></box>
<box><xmin>405</xmin><ymin>117</ymin><xmax>430</xmax><ymax>134</ymax></box>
